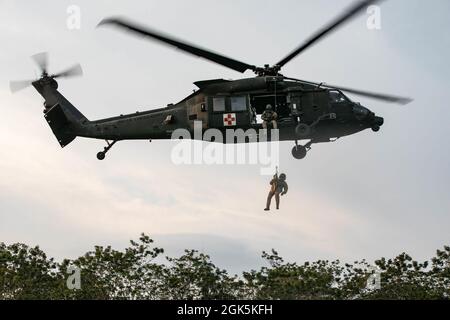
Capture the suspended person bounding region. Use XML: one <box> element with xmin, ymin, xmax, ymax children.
<box><xmin>264</xmin><ymin>173</ymin><xmax>288</xmax><ymax>211</ymax></box>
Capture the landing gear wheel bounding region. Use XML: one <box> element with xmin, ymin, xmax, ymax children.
<box><xmin>97</xmin><ymin>152</ymin><xmax>106</xmax><ymax>161</ymax></box>
<box><xmin>372</xmin><ymin>125</ymin><xmax>380</xmax><ymax>132</ymax></box>
<box><xmin>292</xmin><ymin>145</ymin><xmax>307</xmax><ymax>160</ymax></box>
<box><xmin>96</xmin><ymin>140</ymin><xmax>119</xmax><ymax>161</ymax></box>
<box><xmin>295</xmin><ymin>123</ymin><xmax>311</xmax><ymax>138</ymax></box>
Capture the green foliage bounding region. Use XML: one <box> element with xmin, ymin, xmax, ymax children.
<box><xmin>160</xmin><ymin>250</ymin><xmax>241</xmax><ymax>300</ymax></box>
<box><xmin>59</xmin><ymin>233</ymin><xmax>165</xmax><ymax>300</ymax></box>
<box><xmin>0</xmin><ymin>243</ymin><xmax>60</xmax><ymax>299</ymax></box>
<box><xmin>0</xmin><ymin>236</ymin><xmax>449</xmax><ymax>300</ymax></box>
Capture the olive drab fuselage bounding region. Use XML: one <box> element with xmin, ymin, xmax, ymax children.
<box><xmin>60</xmin><ymin>76</ymin><xmax>383</xmax><ymax>143</ymax></box>
<box><xmin>32</xmin><ymin>74</ymin><xmax>384</xmax><ymax>160</ymax></box>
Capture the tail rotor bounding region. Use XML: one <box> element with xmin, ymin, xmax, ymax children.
<box><xmin>10</xmin><ymin>52</ymin><xmax>83</xmax><ymax>93</ymax></box>
<box><xmin>32</xmin><ymin>52</ymin><xmax>49</xmax><ymax>76</ymax></box>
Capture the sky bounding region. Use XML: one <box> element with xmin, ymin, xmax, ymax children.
<box><xmin>0</xmin><ymin>0</ymin><xmax>449</xmax><ymax>275</ymax></box>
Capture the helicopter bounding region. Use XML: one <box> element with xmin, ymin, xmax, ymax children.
<box><xmin>10</xmin><ymin>0</ymin><xmax>412</xmax><ymax>161</ymax></box>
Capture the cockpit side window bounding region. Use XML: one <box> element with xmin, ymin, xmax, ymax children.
<box><xmin>329</xmin><ymin>91</ymin><xmax>348</xmax><ymax>103</ymax></box>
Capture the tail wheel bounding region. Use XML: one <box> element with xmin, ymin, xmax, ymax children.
<box><xmin>295</xmin><ymin>123</ymin><xmax>311</xmax><ymax>138</ymax></box>
<box><xmin>96</xmin><ymin>140</ymin><xmax>118</xmax><ymax>161</ymax></box>
<box><xmin>292</xmin><ymin>146</ymin><xmax>307</xmax><ymax>160</ymax></box>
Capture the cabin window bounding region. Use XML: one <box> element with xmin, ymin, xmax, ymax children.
<box><xmin>213</xmin><ymin>97</ymin><xmax>226</xmax><ymax>112</ymax></box>
<box><xmin>164</xmin><ymin>114</ymin><xmax>174</xmax><ymax>124</ymax></box>
<box><xmin>231</xmin><ymin>96</ymin><xmax>247</xmax><ymax>112</ymax></box>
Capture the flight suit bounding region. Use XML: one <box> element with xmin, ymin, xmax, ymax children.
<box><xmin>262</xmin><ymin>110</ymin><xmax>278</xmax><ymax>129</ymax></box>
<box><xmin>265</xmin><ymin>176</ymin><xmax>288</xmax><ymax>210</ymax></box>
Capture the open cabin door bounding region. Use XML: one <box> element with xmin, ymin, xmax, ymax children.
<box><xmin>287</xmin><ymin>91</ymin><xmax>302</xmax><ymax>120</ymax></box>
<box><xmin>289</xmin><ymin>90</ymin><xmax>330</xmax><ymax>124</ymax></box>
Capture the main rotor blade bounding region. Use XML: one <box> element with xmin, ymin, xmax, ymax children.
<box><xmin>9</xmin><ymin>80</ymin><xmax>34</xmax><ymax>93</ymax></box>
<box><xmin>53</xmin><ymin>64</ymin><xmax>83</xmax><ymax>79</ymax></box>
<box><xmin>98</xmin><ymin>17</ymin><xmax>257</xmax><ymax>74</ymax></box>
<box><xmin>285</xmin><ymin>77</ymin><xmax>413</xmax><ymax>105</ymax></box>
<box><xmin>328</xmin><ymin>85</ymin><xmax>413</xmax><ymax>105</ymax></box>
<box><xmin>32</xmin><ymin>52</ymin><xmax>49</xmax><ymax>74</ymax></box>
<box><xmin>276</xmin><ymin>0</ymin><xmax>382</xmax><ymax>68</ymax></box>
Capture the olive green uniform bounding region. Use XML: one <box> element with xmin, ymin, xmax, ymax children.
<box><xmin>262</xmin><ymin>110</ymin><xmax>278</xmax><ymax>129</ymax></box>
<box><xmin>265</xmin><ymin>176</ymin><xmax>288</xmax><ymax>210</ymax></box>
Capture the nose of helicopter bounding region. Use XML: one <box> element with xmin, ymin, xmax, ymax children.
<box><xmin>354</xmin><ymin>104</ymin><xmax>384</xmax><ymax>132</ymax></box>
<box><xmin>373</xmin><ymin>116</ymin><xmax>384</xmax><ymax>127</ymax></box>
<box><xmin>370</xmin><ymin>113</ymin><xmax>384</xmax><ymax>132</ymax></box>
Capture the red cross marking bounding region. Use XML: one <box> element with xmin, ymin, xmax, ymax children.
<box><xmin>223</xmin><ymin>113</ymin><xmax>236</xmax><ymax>126</ymax></box>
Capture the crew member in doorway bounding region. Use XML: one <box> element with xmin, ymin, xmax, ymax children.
<box><xmin>262</xmin><ymin>104</ymin><xmax>278</xmax><ymax>129</ymax></box>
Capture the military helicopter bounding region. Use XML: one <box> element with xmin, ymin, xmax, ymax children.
<box><xmin>10</xmin><ymin>0</ymin><xmax>411</xmax><ymax>161</ymax></box>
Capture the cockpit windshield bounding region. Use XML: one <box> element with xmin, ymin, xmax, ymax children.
<box><xmin>329</xmin><ymin>90</ymin><xmax>349</xmax><ymax>103</ymax></box>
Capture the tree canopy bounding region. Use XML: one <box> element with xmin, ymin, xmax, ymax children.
<box><xmin>1</xmin><ymin>234</ymin><xmax>449</xmax><ymax>300</ymax></box>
